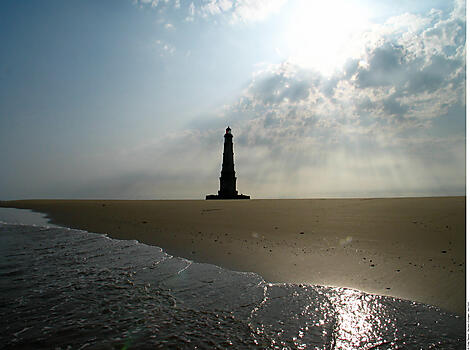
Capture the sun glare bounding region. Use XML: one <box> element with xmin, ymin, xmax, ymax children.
<box><xmin>284</xmin><ymin>0</ymin><xmax>371</xmax><ymax>76</ymax></box>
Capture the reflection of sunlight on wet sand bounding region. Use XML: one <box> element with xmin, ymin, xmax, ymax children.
<box><xmin>291</xmin><ymin>291</ymin><xmax>329</xmax><ymax>350</ymax></box>
<box><xmin>330</xmin><ymin>288</ymin><xmax>395</xmax><ymax>350</ymax></box>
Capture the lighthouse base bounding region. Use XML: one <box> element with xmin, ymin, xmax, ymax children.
<box><xmin>205</xmin><ymin>194</ymin><xmax>250</xmax><ymax>200</ymax></box>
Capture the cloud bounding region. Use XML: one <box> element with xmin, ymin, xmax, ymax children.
<box><xmin>242</xmin><ymin>63</ymin><xmax>317</xmax><ymax>105</ymax></box>
<box><xmin>186</xmin><ymin>2</ymin><xmax>196</xmax><ymax>21</ymax></box>
<box><xmin>230</xmin><ymin>0</ymin><xmax>287</xmax><ymax>23</ymax></box>
<box><xmin>155</xmin><ymin>39</ymin><xmax>176</xmax><ymax>56</ymax></box>
<box><xmin>136</xmin><ymin>0</ymin><xmax>287</xmax><ymax>23</ymax></box>
<box><xmin>200</xmin><ymin>0</ymin><xmax>233</xmax><ymax>17</ymax></box>
<box><xmin>355</xmin><ymin>43</ymin><xmax>406</xmax><ymax>88</ymax></box>
<box><xmin>135</xmin><ymin>0</ymin><xmax>160</xmax><ymax>8</ymax></box>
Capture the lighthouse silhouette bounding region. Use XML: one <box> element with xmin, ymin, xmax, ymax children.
<box><xmin>206</xmin><ymin>127</ymin><xmax>250</xmax><ymax>200</ymax></box>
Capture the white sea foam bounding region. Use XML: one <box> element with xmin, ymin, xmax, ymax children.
<box><xmin>0</xmin><ymin>207</ymin><xmax>57</xmax><ymax>227</ymax></box>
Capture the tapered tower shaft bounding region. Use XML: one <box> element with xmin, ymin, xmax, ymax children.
<box><xmin>219</xmin><ymin>127</ymin><xmax>237</xmax><ymax>197</ymax></box>
<box><xmin>206</xmin><ymin>127</ymin><xmax>250</xmax><ymax>200</ymax></box>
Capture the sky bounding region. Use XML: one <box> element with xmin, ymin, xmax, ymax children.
<box><xmin>0</xmin><ymin>0</ymin><xmax>466</xmax><ymax>199</ymax></box>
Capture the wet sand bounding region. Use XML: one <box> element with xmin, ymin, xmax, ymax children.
<box><xmin>0</xmin><ymin>197</ymin><xmax>465</xmax><ymax>315</ymax></box>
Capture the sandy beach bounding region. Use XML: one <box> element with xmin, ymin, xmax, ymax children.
<box><xmin>1</xmin><ymin>197</ymin><xmax>465</xmax><ymax>315</ymax></box>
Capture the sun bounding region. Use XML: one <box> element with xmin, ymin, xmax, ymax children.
<box><xmin>283</xmin><ymin>0</ymin><xmax>372</xmax><ymax>76</ymax></box>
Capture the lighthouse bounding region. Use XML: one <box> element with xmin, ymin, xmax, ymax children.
<box><xmin>206</xmin><ymin>127</ymin><xmax>250</xmax><ymax>200</ymax></box>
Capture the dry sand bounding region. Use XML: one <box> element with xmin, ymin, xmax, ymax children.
<box><xmin>1</xmin><ymin>197</ymin><xmax>465</xmax><ymax>315</ymax></box>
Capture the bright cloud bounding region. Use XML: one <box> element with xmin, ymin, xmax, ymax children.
<box><xmin>200</xmin><ymin>0</ymin><xmax>233</xmax><ymax>17</ymax></box>
<box><xmin>230</xmin><ymin>0</ymin><xmax>287</xmax><ymax>23</ymax></box>
<box><xmin>136</xmin><ymin>0</ymin><xmax>287</xmax><ymax>23</ymax></box>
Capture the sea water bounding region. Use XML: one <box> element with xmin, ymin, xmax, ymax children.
<box><xmin>0</xmin><ymin>210</ymin><xmax>465</xmax><ymax>349</ymax></box>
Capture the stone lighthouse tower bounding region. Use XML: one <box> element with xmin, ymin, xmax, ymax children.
<box><xmin>206</xmin><ymin>127</ymin><xmax>250</xmax><ymax>200</ymax></box>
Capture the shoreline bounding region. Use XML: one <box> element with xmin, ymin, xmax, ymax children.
<box><xmin>0</xmin><ymin>197</ymin><xmax>465</xmax><ymax>315</ymax></box>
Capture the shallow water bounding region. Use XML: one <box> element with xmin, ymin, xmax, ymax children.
<box><xmin>0</xmin><ymin>218</ymin><xmax>465</xmax><ymax>349</ymax></box>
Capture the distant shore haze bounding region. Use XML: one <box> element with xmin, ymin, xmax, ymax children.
<box><xmin>206</xmin><ymin>127</ymin><xmax>250</xmax><ymax>200</ymax></box>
